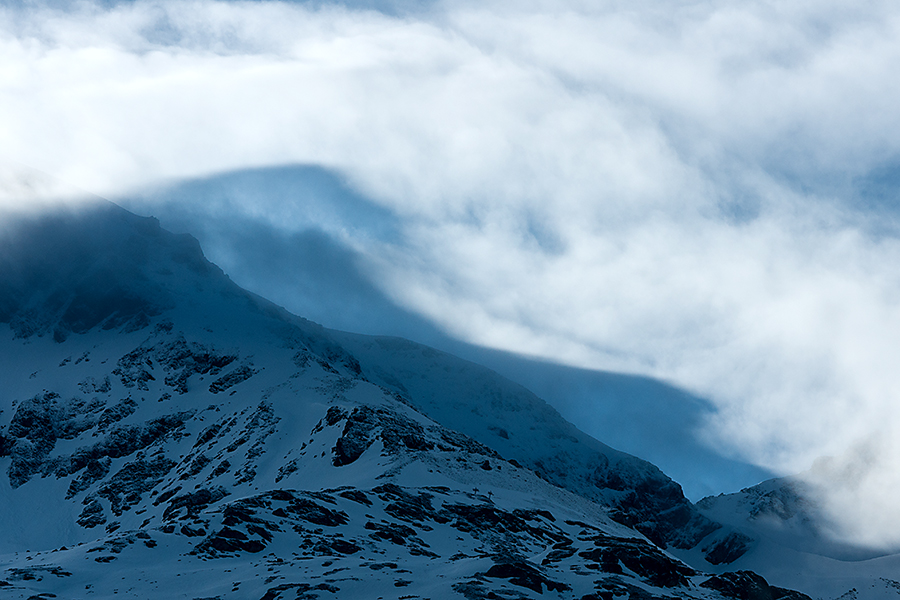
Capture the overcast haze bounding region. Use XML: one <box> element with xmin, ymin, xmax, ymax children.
<box><xmin>3</xmin><ymin>0</ymin><xmax>900</xmax><ymax>546</ymax></box>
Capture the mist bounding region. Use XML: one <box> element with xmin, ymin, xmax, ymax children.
<box><xmin>4</xmin><ymin>0</ymin><xmax>900</xmax><ymax>546</ymax></box>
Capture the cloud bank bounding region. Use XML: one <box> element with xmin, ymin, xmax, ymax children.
<box><xmin>4</xmin><ymin>0</ymin><xmax>900</xmax><ymax>546</ymax></box>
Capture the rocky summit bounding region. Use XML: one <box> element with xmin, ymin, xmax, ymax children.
<box><xmin>0</xmin><ymin>202</ymin><xmax>809</xmax><ymax>599</ymax></box>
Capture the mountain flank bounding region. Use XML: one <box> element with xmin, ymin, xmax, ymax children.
<box><xmin>0</xmin><ymin>201</ymin><xmax>821</xmax><ymax>599</ymax></box>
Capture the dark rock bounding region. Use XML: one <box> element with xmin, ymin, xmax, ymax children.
<box><xmin>443</xmin><ymin>503</ymin><xmax>562</xmax><ymax>544</ymax></box>
<box><xmin>5</xmin><ymin>392</ymin><xmax>97</xmax><ymax>486</ymax></box>
<box><xmin>97</xmin><ymin>398</ymin><xmax>138</xmax><ymax>430</ymax></box>
<box><xmin>452</xmin><ymin>581</ymin><xmax>523</xmax><ymax>600</ymax></box>
<box><xmin>604</xmin><ymin>474</ymin><xmax>720</xmax><ymax>549</ymax></box>
<box><xmin>577</xmin><ymin>535</ymin><xmax>695</xmax><ymax>588</ymax></box>
<box><xmin>113</xmin><ymin>349</ymin><xmax>156</xmax><ymax>391</ymax></box>
<box><xmin>78</xmin><ymin>376</ymin><xmax>112</xmax><ymax>395</ymax></box>
<box><xmin>594</xmin><ymin>576</ymin><xmax>673</xmax><ymax>600</ymax></box>
<box><xmin>0</xmin><ymin>434</ymin><xmax>12</xmax><ymax>457</ymax></box>
<box><xmin>94</xmin><ymin>556</ymin><xmax>116</xmax><ymax>563</ymax></box>
<box><xmin>338</xmin><ymin>489</ymin><xmax>371</xmax><ymax>506</ymax></box>
<box><xmin>274</xmin><ymin>459</ymin><xmax>297</xmax><ymax>483</ymax></box>
<box><xmin>331</xmin><ymin>406</ymin><xmax>379</xmax><ymax>466</ymax></box>
<box><xmin>209</xmin><ymin>365</ymin><xmax>258</xmax><ymax>394</ymax></box>
<box><xmin>365</xmin><ymin>521</ymin><xmax>417</xmax><ymax>545</ymax></box>
<box><xmin>115</xmin><ymin>336</ymin><xmax>236</xmax><ymax>394</ymax></box>
<box><xmin>198</xmin><ymin>527</ymin><xmax>266</xmax><ymax>554</ymax></box>
<box><xmin>374</xmin><ymin>483</ymin><xmax>437</xmax><ymax>525</ymax></box>
<box><xmin>331</xmin><ymin>405</ymin><xmax>449</xmax><ymax>466</ymax></box>
<box><xmin>153</xmin><ymin>487</ymin><xmax>182</xmax><ymax>506</ymax></box>
<box><xmin>259</xmin><ymin>583</ymin><xmax>339</xmax><ymax>600</ymax></box>
<box><xmin>6</xmin><ymin>566</ymin><xmax>72</xmax><ymax>581</ymax></box>
<box><xmin>210</xmin><ymin>460</ymin><xmax>231</xmax><ymax>479</ymax></box>
<box><xmin>700</xmin><ymin>571</ymin><xmax>813</xmax><ymax>600</ymax></box>
<box><xmin>704</xmin><ymin>531</ymin><xmax>754</xmax><ymax>565</ymax></box>
<box><xmin>324</xmin><ymin>406</ymin><xmax>346</xmax><ymax>427</ymax></box>
<box><xmin>160</xmin><ymin>342</ymin><xmax>236</xmax><ymax>394</ymax></box>
<box><xmin>8</xmin><ymin>439</ymin><xmax>49</xmax><ymax>488</ymax></box>
<box><xmin>542</xmin><ymin>541</ymin><xmax>576</xmax><ymax>565</ymax></box>
<box><xmin>179</xmin><ymin>455</ymin><xmax>211</xmax><ymax>480</ymax></box>
<box><xmin>192</xmin><ymin>423</ymin><xmax>222</xmax><ymax>449</ymax></box>
<box><xmin>483</xmin><ymin>560</ymin><xmax>571</xmax><ymax>594</ymax></box>
<box><xmin>261</xmin><ymin>491</ymin><xmax>348</xmax><ymax>527</ymax></box>
<box><xmin>61</xmin><ymin>412</ymin><xmax>191</xmax><ymax>479</ymax></box>
<box><xmin>163</xmin><ymin>487</ymin><xmax>228</xmax><ymax>521</ymax></box>
<box><xmin>77</xmin><ymin>496</ymin><xmax>107</xmax><ymax>529</ymax></box>
<box><xmin>66</xmin><ymin>457</ymin><xmax>111</xmax><ymax>498</ymax></box>
<box><xmin>98</xmin><ymin>456</ymin><xmax>177</xmax><ymax>515</ymax></box>
<box><xmin>180</xmin><ymin>525</ymin><xmax>207</xmax><ymax>537</ymax></box>
<box><xmin>329</xmin><ymin>539</ymin><xmax>361</xmax><ymax>554</ymax></box>
<box><xmin>435</xmin><ymin>429</ymin><xmax>499</xmax><ymax>457</ymax></box>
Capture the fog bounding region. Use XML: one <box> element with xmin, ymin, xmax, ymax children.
<box><xmin>3</xmin><ymin>0</ymin><xmax>900</xmax><ymax>545</ymax></box>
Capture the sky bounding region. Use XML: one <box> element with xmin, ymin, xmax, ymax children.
<box><xmin>3</xmin><ymin>0</ymin><xmax>900</xmax><ymax>547</ymax></box>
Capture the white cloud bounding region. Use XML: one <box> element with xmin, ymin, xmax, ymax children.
<box><xmin>5</xmin><ymin>0</ymin><xmax>900</xmax><ymax>545</ymax></box>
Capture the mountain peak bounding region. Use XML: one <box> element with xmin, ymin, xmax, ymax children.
<box><xmin>0</xmin><ymin>201</ymin><xmax>225</xmax><ymax>341</ymax></box>
<box><xmin>0</xmin><ymin>203</ymin><xmax>817</xmax><ymax>600</ymax></box>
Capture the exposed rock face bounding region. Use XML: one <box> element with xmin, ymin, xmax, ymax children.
<box><xmin>114</xmin><ymin>335</ymin><xmax>238</xmax><ymax>393</ymax></box>
<box><xmin>483</xmin><ymin>561</ymin><xmax>571</xmax><ymax>594</ymax></box>
<box><xmin>601</xmin><ymin>465</ymin><xmax>720</xmax><ymax>549</ymax></box>
<box><xmin>577</xmin><ymin>534</ymin><xmax>696</xmax><ymax>588</ymax></box>
<box><xmin>700</xmin><ymin>571</ymin><xmax>813</xmax><ymax>600</ymax></box>
<box><xmin>703</xmin><ymin>531</ymin><xmax>755</xmax><ymax>565</ymax></box>
<box><xmin>4</xmin><ymin>404</ymin><xmax>190</xmax><ymax>491</ymax></box>
<box><xmin>329</xmin><ymin>405</ymin><xmax>499</xmax><ymax>467</ymax></box>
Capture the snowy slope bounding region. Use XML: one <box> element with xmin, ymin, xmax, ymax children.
<box><xmin>0</xmin><ymin>202</ymin><xmax>816</xmax><ymax>599</ymax></box>
<box><xmin>335</xmin><ymin>332</ymin><xmax>719</xmax><ymax>551</ymax></box>
<box><xmin>666</xmin><ymin>477</ymin><xmax>900</xmax><ymax>600</ymax></box>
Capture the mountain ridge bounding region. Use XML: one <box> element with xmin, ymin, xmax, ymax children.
<box><xmin>0</xmin><ymin>200</ymin><xmax>718</xmax><ymax>550</ymax></box>
<box><xmin>0</xmin><ymin>200</ymin><xmax>821</xmax><ymax>599</ymax></box>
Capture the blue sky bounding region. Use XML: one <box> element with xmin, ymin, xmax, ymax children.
<box><xmin>3</xmin><ymin>0</ymin><xmax>900</xmax><ymax>545</ymax></box>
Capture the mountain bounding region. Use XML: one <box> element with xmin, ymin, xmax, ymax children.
<box><xmin>683</xmin><ymin>477</ymin><xmax>900</xmax><ymax>600</ymax></box>
<box><xmin>333</xmin><ymin>332</ymin><xmax>719</xmax><ymax>550</ymax></box>
<box><xmin>0</xmin><ymin>201</ymin><xmax>815</xmax><ymax>599</ymax></box>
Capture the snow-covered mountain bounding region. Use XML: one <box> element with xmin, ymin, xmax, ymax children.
<box><xmin>680</xmin><ymin>476</ymin><xmax>900</xmax><ymax>600</ymax></box>
<box><xmin>0</xmin><ymin>201</ymin><xmax>831</xmax><ymax>599</ymax></box>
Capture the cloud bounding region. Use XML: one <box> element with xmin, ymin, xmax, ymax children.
<box><xmin>5</xmin><ymin>0</ymin><xmax>900</xmax><ymax>544</ymax></box>
<box><xmin>122</xmin><ymin>164</ymin><xmax>775</xmax><ymax>501</ymax></box>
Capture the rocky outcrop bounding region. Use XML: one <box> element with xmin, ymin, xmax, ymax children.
<box><xmin>329</xmin><ymin>405</ymin><xmax>499</xmax><ymax>467</ymax></box>
<box><xmin>700</xmin><ymin>571</ymin><xmax>813</xmax><ymax>600</ymax></box>
<box><xmin>114</xmin><ymin>335</ymin><xmax>237</xmax><ymax>393</ymax></box>
<box><xmin>703</xmin><ymin>531</ymin><xmax>755</xmax><ymax>565</ymax></box>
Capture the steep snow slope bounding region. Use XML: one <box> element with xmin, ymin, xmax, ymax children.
<box><xmin>335</xmin><ymin>332</ymin><xmax>719</xmax><ymax>551</ymax></box>
<box><xmin>670</xmin><ymin>477</ymin><xmax>900</xmax><ymax>600</ymax></box>
<box><xmin>0</xmin><ymin>202</ymin><xmax>813</xmax><ymax>599</ymax></box>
